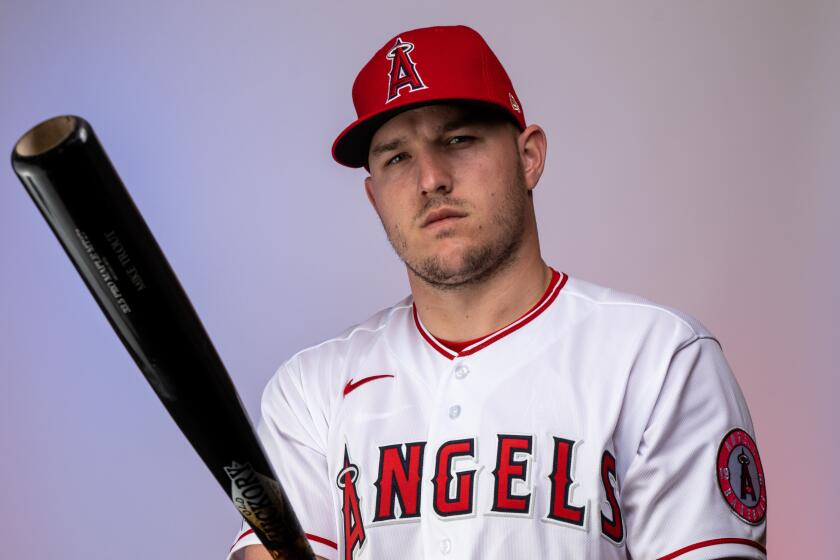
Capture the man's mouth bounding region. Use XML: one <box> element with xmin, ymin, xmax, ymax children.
<box><xmin>422</xmin><ymin>208</ymin><xmax>467</xmax><ymax>228</ymax></box>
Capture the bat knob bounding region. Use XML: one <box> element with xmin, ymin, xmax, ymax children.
<box><xmin>13</xmin><ymin>115</ymin><xmax>84</xmax><ymax>160</ymax></box>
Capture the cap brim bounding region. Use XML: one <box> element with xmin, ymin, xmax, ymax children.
<box><xmin>331</xmin><ymin>98</ymin><xmax>523</xmax><ymax>169</ymax></box>
<box><xmin>332</xmin><ymin>104</ymin><xmax>417</xmax><ymax>169</ymax></box>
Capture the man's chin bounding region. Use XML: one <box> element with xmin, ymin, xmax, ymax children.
<box><xmin>407</xmin><ymin>250</ymin><xmax>500</xmax><ymax>289</ymax></box>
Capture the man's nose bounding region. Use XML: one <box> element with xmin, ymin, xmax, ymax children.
<box><xmin>416</xmin><ymin>148</ymin><xmax>453</xmax><ymax>196</ymax></box>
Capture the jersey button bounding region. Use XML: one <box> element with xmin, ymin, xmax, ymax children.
<box><xmin>454</xmin><ymin>364</ymin><xmax>470</xmax><ymax>379</ymax></box>
<box><xmin>448</xmin><ymin>405</ymin><xmax>461</xmax><ymax>419</ymax></box>
<box><xmin>440</xmin><ymin>538</ymin><xmax>452</xmax><ymax>555</ymax></box>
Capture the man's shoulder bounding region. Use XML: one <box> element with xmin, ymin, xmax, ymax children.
<box><xmin>283</xmin><ymin>295</ymin><xmax>413</xmax><ymax>370</ymax></box>
<box><xmin>560</xmin><ymin>274</ymin><xmax>714</xmax><ymax>343</ymax></box>
<box><xmin>259</xmin><ymin>298</ymin><xmax>413</xmax><ymax>412</ymax></box>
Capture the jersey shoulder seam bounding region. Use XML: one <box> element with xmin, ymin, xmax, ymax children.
<box><xmin>561</xmin><ymin>287</ymin><xmax>702</xmax><ymax>338</ymax></box>
<box><xmin>675</xmin><ymin>333</ymin><xmax>721</xmax><ymax>353</ymax></box>
<box><xmin>285</xmin><ymin>302</ymin><xmax>412</xmax><ymax>364</ymax></box>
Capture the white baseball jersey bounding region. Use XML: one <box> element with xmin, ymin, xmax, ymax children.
<box><xmin>228</xmin><ymin>269</ymin><xmax>767</xmax><ymax>559</ymax></box>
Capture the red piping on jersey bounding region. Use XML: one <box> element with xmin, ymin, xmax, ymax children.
<box><xmin>657</xmin><ymin>537</ymin><xmax>766</xmax><ymax>559</ymax></box>
<box><xmin>305</xmin><ymin>533</ymin><xmax>339</xmax><ymax>550</ymax></box>
<box><xmin>413</xmin><ymin>268</ymin><xmax>567</xmax><ymax>360</ymax></box>
<box><xmin>230</xmin><ymin>528</ymin><xmax>338</xmax><ymax>551</ymax></box>
<box><xmin>229</xmin><ymin>527</ymin><xmax>254</xmax><ymax>550</ymax></box>
<box><xmin>435</xmin><ymin>333</ymin><xmax>483</xmax><ymax>354</ymax></box>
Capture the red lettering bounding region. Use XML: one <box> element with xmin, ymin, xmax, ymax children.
<box><xmin>547</xmin><ymin>437</ymin><xmax>586</xmax><ymax>526</ymax></box>
<box><xmin>491</xmin><ymin>434</ymin><xmax>533</xmax><ymax>514</ymax></box>
<box><xmin>433</xmin><ymin>438</ymin><xmax>477</xmax><ymax>517</ymax></box>
<box><xmin>337</xmin><ymin>447</ymin><xmax>366</xmax><ymax>559</ymax></box>
<box><xmin>373</xmin><ymin>442</ymin><xmax>426</xmax><ymax>521</ymax></box>
<box><xmin>600</xmin><ymin>450</ymin><xmax>624</xmax><ymax>543</ymax></box>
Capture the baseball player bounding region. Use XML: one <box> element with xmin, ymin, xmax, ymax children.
<box><xmin>229</xmin><ymin>25</ymin><xmax>767</xmax><ymax>560</ymax></box>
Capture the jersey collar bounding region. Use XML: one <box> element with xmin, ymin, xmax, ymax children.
<box><xmin>412</xmin><ymin>268</ymin><xmax>568</xmax><ymax>360</ymax></box>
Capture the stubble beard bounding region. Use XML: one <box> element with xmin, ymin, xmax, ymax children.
<box><xmin>382</xmin><ymin>164</ymin><xmax>530</xmax><ymax>291</ymax></box>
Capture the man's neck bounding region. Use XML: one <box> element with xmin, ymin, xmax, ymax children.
<box><xmin>408</xmin><ymin>252</ymin><xmax>551</xmax><ymax>342</ymax></box>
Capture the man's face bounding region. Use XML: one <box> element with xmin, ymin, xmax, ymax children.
<box><xmin>364</xmin><ymin>104</ymin><xmax>536</xmax><ymax>289</ymax></box>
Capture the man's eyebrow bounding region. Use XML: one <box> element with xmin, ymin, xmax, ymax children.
<box><xmin>369</xmin><ymin>117</ymin><xmax>482</xmax><ymax>157</ymax></box>
<box><xmin>370</xmin><ymin>137</ymin><xmax>405</xmax><ymax>157</ymax></box>
<box><xmin>440</xmin><ymin>118</ymin><xmax>475</xmax><ymax>133</ymax></box>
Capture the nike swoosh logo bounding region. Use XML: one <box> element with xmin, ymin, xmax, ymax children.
<box><xmin>343</xmin><ymin>374</ymin><xmax>395</xmax><ymax>397</ymax></box>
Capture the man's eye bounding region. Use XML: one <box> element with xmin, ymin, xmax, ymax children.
<box><xmin>386</xmin><ymin>153</ymin><xmax>407</xmax><ymax>166</ymax></box>
<box><xmin>448</xmin><ymin>135</ymin><xmax>473</xmax><ymax>145</ymax></box>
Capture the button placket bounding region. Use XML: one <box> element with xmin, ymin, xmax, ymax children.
<box><xmin>454</xmin><ymin>363</ymin><xmax>470</xmax><ymax>379</ymax></box>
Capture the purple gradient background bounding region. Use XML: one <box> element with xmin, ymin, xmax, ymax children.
<box><xmin>1</xmin><ymin>1</ymin><xmax>836</xmax><ymax>558</ymax></box>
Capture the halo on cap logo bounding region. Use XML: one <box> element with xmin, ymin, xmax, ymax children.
<box><xmin>385</xmin><ymin>37</ymin><xmax>428</xmax><ymax>104</ymax></box>
<box><xmin>716</xmin><ymin>428</ymin><xmax>767</xmax><ymax>524</ymax></box>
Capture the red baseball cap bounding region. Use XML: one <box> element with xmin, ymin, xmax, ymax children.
<box><xmin>331</xmin><ymin>25</ymin><xmax>526</xmax><ymax>168</ymax></box>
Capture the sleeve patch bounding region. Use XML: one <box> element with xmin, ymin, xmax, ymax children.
<box><xmin>716</xmin><ymin>428</ymin><xmax>767</xmax><ymax>524</ymax></box>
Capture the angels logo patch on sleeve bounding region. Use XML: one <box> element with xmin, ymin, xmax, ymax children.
<box><xmin>716</xmin><ymin>428</ymin><xmax>767</xmax><ymax>524</ymax></box>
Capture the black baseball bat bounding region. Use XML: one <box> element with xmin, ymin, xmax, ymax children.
<box><xmin>11</xmin><ymin>115</ymin><xmax>315</xmax><ymax>560</ymax></box>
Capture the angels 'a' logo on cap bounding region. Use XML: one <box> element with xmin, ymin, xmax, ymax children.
<box><xmin>716</xmin><ymin>428</ymin><xmax>767</xmax><ymax>525</ymax></box>
<box><xmin>385</xmin><ymin>37</ymin><xmax>427</xmax><ymax>104</ymax></box>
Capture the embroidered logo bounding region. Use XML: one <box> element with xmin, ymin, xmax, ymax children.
<box><xmin>343</xmin><ymin>374</ymin><xmax>395</xmax><ymax>397</ymax></box>
<box><xmin>508</xmin><ymin>92</ymin><xmax>521</xmax><ymax>113</ymax></box>
<box><xmin>337</xmin><ymin>446</ymin><xmax>366</xmax><ymax>559</ymax></box>
<box><xmin>385</xmin><ymin>38</ymin><xmax>427</xmax><ymax>103</ymax></box>
<box><xmin>716</xmin><ymin>428</ymin><xmax>767</xmax><ymax>524</ymax></box>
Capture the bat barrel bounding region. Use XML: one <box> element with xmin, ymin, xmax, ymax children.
<box><xmin>12</xmin><ymin>116</ymin><xmax>314</xmax><ymax>559</ymax></box>
<box><xmin>13</xmin><ymin>116</ymin><xmax>198</xmax><ymax>405</ymax></box>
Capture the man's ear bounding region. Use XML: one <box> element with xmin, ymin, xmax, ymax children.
<box><xmin>364</xmin><ymin>176</ymin><xmax>378</xmax><ymax>211</ymax></box>
<box><xmin>517</xmin><ymin>124</ymin><xmax>547</xmax><ymax>191</ymax></box>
